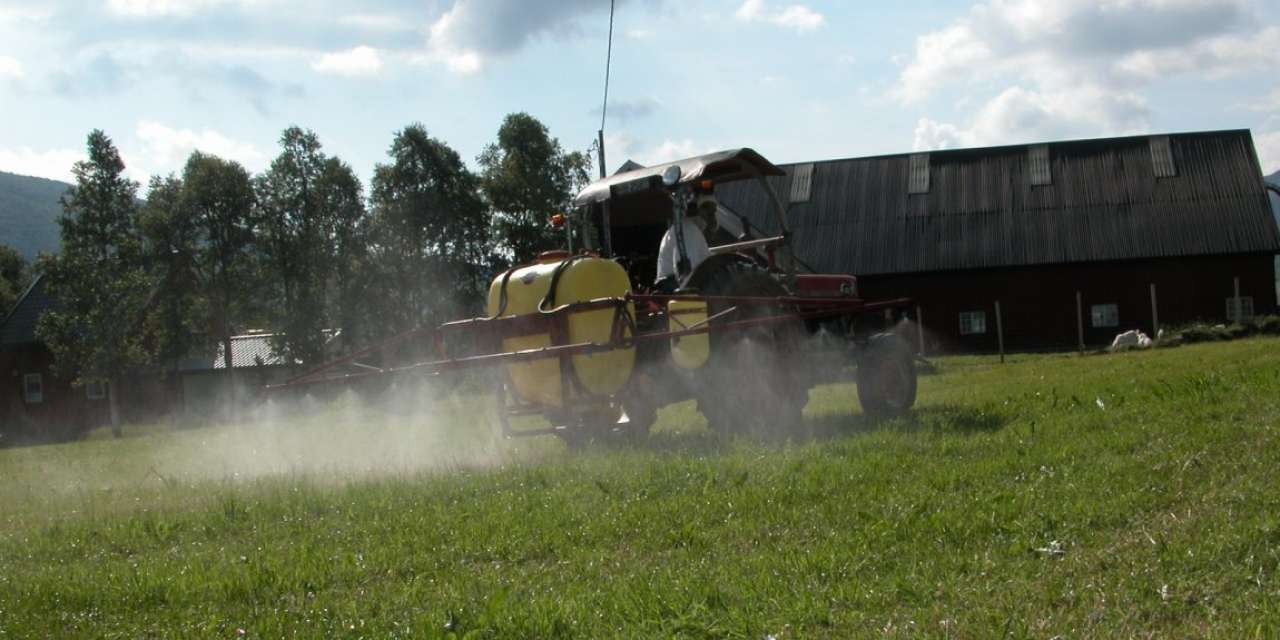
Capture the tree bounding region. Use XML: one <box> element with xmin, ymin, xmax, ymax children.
<box><xmin>255</xmin><ymin>127</ymin><xmax>330</xmax><ymax>366</ymax></box>
<box><xmin>367</xmin><ymin>124</ymin><xmax>492</xmax><ymax>337</ymax></box>
<box><xmin>180</xmin><ymin>153</ymin><xmax>258</xmax><ymax>375</ymax></box>
<box><xmin>139</xmin><ymin>175</ymin><xmax>205</xmax><ymax>372</ymax></box>
<box><xmin>0</xmin><ymin>244</ymin><xmax>29</xmax><ymax>315</ymax></box>
<box><xmin>315</xmin><ymin>157</ymin><xmax>369</xmax><ymax>351</ymax></box>
<box><xmin>478</xmin><ymin>113</ymin><xmax>591</xmax><ymax>264</ymax></box>
<box><xmin>36</xmin><ymin>130</ymin><xmax>153</xmax><ymax>434</ymax></box>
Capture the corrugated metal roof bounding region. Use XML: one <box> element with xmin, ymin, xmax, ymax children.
<box><xmin>0</xmin><ymin>275</ymin><xmax>54</xmax><ymax>348</ymax></box>
<box><xmin>715</xmin><ymin>130</ymin><xmax>1280</xmax><ymax>276</ymax></box>
<box><xmin>179</xmin><ymin>334</ymin><xmax>287</xmax><ymax>371</ymax></box>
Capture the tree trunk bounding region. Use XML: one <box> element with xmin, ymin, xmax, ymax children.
<box><xmin>108</xmin><ymin>377</ymin><xmax>122</xmax><ymax>438</ymax></box>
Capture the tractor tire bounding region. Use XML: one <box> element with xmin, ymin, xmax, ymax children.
<box><xmin>692</xmin><ymin>260</ymin><xmax>809</xmax><ymax>438</ymax></box>
<box><xmin>855</xmin><ymin>333</ymin><xmax>917</xmax><ymax>418</ymax></box>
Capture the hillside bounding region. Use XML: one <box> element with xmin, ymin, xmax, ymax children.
<box><xmin>0</xmin><ymin>171</ymin><xmax>68</xmax><ymax>259</ymax></box>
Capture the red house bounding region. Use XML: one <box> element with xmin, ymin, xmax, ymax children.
<box><xmin>0</xmin><ymin>276</ymin><xmax>110</xmax><ymax>441</ymax></box>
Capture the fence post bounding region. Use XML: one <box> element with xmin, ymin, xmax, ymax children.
<box><xmin>1150</xmin><ymin>283</ymin><xmax>1159</xmax><ymax>336</ymax></box>
<box><xmin>1233</xmin><ymin>276</ymin><xmax>1241</xmax><ymax>323</ymax></box>
<box><xmin>1076</xmin><ymin>290</ymin><xmax>1084</xmax><ymax>355</ymax></box>
<box><xmin>915</xmin><ymin>304</ymin><xmax>925</xmax><ymax>356</ymax></box>
<box><xmin>995</xmin><ymin>300</ymin><xmax>1005</xmax><ymax>364</ymax></box>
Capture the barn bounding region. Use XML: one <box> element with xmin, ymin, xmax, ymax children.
<box><xmin>715</xmin><ymin>129</ymin><xmax>1280</xmax><ymax>353</ymax></box>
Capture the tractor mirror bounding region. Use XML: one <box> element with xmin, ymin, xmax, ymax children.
<box><xmin>662</xmin><ymin>165</ymin><xmax>681</xmax><ymax>187</ymax></box>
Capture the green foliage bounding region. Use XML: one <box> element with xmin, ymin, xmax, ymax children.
<box><xmin>35</xmin><ymin>130</ymin><xmax>154</xmax><ymax>393</ymax></box>
<box><xmin>4</xmin><ymin>340</ymin><xmax>1280</xmax><ymax>636</ymax></box>
<box><xmin>253</xmin><ymin>126</ymin><xmax>366</xmax><ymax>366</ymax></box>
<box><xmin>0</xmin><ymin>171</ymin><xmax>69</xmax><ymax>259</ymax></box>
<box><xmin>479</xmin><ymin>113</ymin><xmax>591</xmax><ymax>264</ymax></box>
<box><xmin>368</xmin><ymin>124</ymin><xmax>491</xmax><ymax>335</ymax></box>
<box><xmin>315</xmin><ymin>157</ymin><xmax>370</xmax><ymax>351</ymax></box>
<box><xmin>0</xmin><ymin>243</ymin><xmax>29</xmax><ymax>315</ymax></box>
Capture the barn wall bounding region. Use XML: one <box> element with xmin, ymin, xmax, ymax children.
<box><xmin>858</xmin><ymin>253</ymin><xmax>1276</xmax><ymax>353</ymax></box>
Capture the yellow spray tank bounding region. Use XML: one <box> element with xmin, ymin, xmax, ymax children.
<box><xmin>485</xmin><ymin>253</ymin><xmax>635</xmax><ymax>408</ymax></box>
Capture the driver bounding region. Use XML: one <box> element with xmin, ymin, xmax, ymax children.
<box><xmin>654</xmin><ymin>187</ymin><xmax>717</xmax><ymax>292</ymax></box>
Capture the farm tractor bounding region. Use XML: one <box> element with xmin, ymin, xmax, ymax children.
<box><xmin>275</xmin><ymin>149</ymin><xmax>917</xmax><ymax>444</ymax></box>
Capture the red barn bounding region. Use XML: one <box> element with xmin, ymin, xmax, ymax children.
<box><xmin>715</xmin><ymin>130</ymin><xmax>1280</xmax><ymax>352</ymax></box>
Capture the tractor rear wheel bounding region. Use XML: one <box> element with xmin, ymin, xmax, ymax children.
<box><xmin>693</xmin><ymin>261</ymin><xmax>809</xmax><ymax>438</ymax></box>
<box><xmin>855</xmin><ymin>333</ymin><xmax>917</xmax><ymax>418</ymax></box>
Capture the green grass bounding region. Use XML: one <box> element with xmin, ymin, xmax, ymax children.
<box><xmin>3</xmin><ymin>340</ymin><xmax>1280</xmax><ymax>638</ymax></box>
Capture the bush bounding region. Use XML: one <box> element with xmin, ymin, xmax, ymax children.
<box><xmin>1161</xmin><ymin>315</ymin><xmax>1280</xmax><ymax>346</ymax></box>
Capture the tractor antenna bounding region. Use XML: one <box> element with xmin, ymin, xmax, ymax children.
<box><xmin>600</xmin><ymin>0</ymin><xmax>616</xmax><ymax>135</ymax></box>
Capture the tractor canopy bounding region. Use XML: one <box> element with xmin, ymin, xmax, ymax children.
<box><xmin>572</xmin><ymin>148</ymin><xmax>785</xmax><ymax>208</ymax></box>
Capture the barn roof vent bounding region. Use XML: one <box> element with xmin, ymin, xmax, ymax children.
<box><xmin>1150</xmin><ymin>135</ymin><xmax>1176</xmax><ymax>178</ymax></box>
<box><xmin>1028</xmin><ymin>144</ymin><xmax>1051</xmax><ymax>185</ymax></box>
<box><xmin>908</xmin><ymin>153</ymin><xmax>930</xmax><ymax>194</ymax></box>
<box><xmin>789</xmin><ymin>163</ymin><xmax>814</xmax><ymax>203</ymax></box>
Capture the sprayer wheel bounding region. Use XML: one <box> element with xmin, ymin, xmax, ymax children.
<box><xmin>692</xmin><ymin>261</ymin><xmax>808</xmax><ymax>438</ymax></box>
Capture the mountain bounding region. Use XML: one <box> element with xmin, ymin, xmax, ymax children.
<box><xmin>0</xmin><ymin>171</ymin><xmax>69</xmax><ymax>259</ymax></box>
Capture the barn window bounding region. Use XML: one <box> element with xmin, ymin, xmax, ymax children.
<box><xmin>1091</xmin><ymin>304</ymin><xmax>1119</xmax><ymax>328</ymax></box>
<box><xmin>1028</xmin><ymin>144</ymin><xmax>1051</xmax><ymax>185</ymax></box>
<box><xmin>23</xmin><ymin>373</ymin><xmax>43</xmax><ymax>404</ymax></box>
<box><xmin>1150</xmin><ymin>135</ymin><xmax>1176</xmax><ymax>178</ymax></box>
<box><xmin>908</xmin><ymin>153</ymin><xmax>930</xmax><ymax>194</ymax></box>
<box><xmin>789</xmin><ymin>163</ymin><xmax>814</xmax><ymax>203</ymax></box>
<box><xmin>959</xmin><ymin>311</ymin><xmax>987</xmax><ymax>335</ymax></box>
<box><xmin>86</xmin><ymin>379</ymin><xmax>108</xmax><ymax>400</ymax></box>
<box><xmin>1226</xmin><ymin>296</ymin><xmax>1254</xmax><ymax>323</ymax></box>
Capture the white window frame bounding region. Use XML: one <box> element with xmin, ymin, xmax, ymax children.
<box><xmin>86</xmin><ymin>379</ymin><xmax>108</xmax><ymax>400</ymax></box>
<box><xmin>1091</xmin><ymin>303</ymin><xmax>1119</xmax><ymax>328</ymax></box>
<box><xmin>22</xmin><ymin>373</ymin><xmax>43</xmax><ymax>404</ymax></box>
<box><xmin>1226</xmin><ymin>296</ymin><xmax>1254</xmax><ymax>323</ymax></box>
<box><xmin>959</xmin><ymin>310</ymin><xmax>987</xmax><ymax>335</ymax></box>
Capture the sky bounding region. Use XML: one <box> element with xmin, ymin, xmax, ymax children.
<box><xmin>1</xmin><ymin>0</ymin><xmax>1278</xmax><ymax>190</ymax></box>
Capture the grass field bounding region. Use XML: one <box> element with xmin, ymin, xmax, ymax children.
<box><xmin>2</xmin><ymin>339</ymin><xmax>1279</xmax><ymax>638</ymax></box>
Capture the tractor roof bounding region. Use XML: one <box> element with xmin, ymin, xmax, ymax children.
<box><xmin>572</xmin><ymin>148</ymin><xmax>785</xmax><ymax>208</ymax></box>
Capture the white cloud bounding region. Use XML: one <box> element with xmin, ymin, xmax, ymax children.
<box><xmin>1115</xmin><ymin>25</ymin><xmax>1280</xmax><ymax>80</ymax></box>
<box><xmin>1258</xmin><ymin>131</ymin><xmax>1280</xmax><ymax>175</ymax></box>
<box><xmin>0</xmin><ymin>147</ymin><xmax>84</xmax><ymax>182</ymax></box>
<box><xmin>892</xmin><ymin>0</ymin><xmax>1264</xmax><ymax>104</ymax></box>
<box><xmin>1241</xmin><ymin>87</ymin><xmax>1280</xmax><ymax>113</ymax></box>
<box><xmin>338</xmin><ymin>14</ymin><xmax>417</xmax><ymax>32</ymax></box>
<box><xmin>735</xmin><ymin>0</ymin><xmax>824</xmax><ymax>31</ymax></box>
<box><xmin>913</xmin><ymin>85</ymin><xmax>1149</xmax><ymax>150</ymax></box>
<box><xmin>106</xmin><ymin>0</ymin><xmax>259</xmax><ymax>18</ymax></box>
<box><xmin>423</xmin><ymin>0</ymin><xmax>614</xmax><ymax>75</ymax></box>
<box><xmin>134</xmin><ymin>121</ymin><xmax>267</xmax><ymax>178</ymax></box>
<box><xmin>0</xmin><ymin>7</ymin><xmax>51</xmax><ymax>22</ymax></box>
<box><xmin>0</xmin><ymin>55</ymin><xmax>22</xmax><ymax>79</ymax></box>
<box><xmin>602</xmin><ymin>134</ymin><xmax>709</xmax><ymax>169</ymax></box>
<box><xmin>311</xmin><ymin>46</ymin><xmax>384</xmax><ymax>77</ymax></box>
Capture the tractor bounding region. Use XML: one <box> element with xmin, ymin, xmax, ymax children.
<box><xmin>276</xmin><ymin>148</ymin><xmax>918</xmax><ymax>444</ymax></box>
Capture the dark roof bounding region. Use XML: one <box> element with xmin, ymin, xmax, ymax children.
<box><xmin>714</xmin><ymin>130</ymin><xmax>1280</xmax><ymax>276</ymax></box>
<box><xmin>574</xmin><ymin>148</ymin><xmax>785</xmax><ymax>207</ymax></box>
<box><xmin>0</xmin><ymin>275</ymin><xmax>54</xmax><ymax>348</ymax></box>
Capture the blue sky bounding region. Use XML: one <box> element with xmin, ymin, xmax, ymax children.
<box><xmin>1</xmin><ymin>0</ymin><xmax>1278</xmax><ymax>188</ymax></box>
